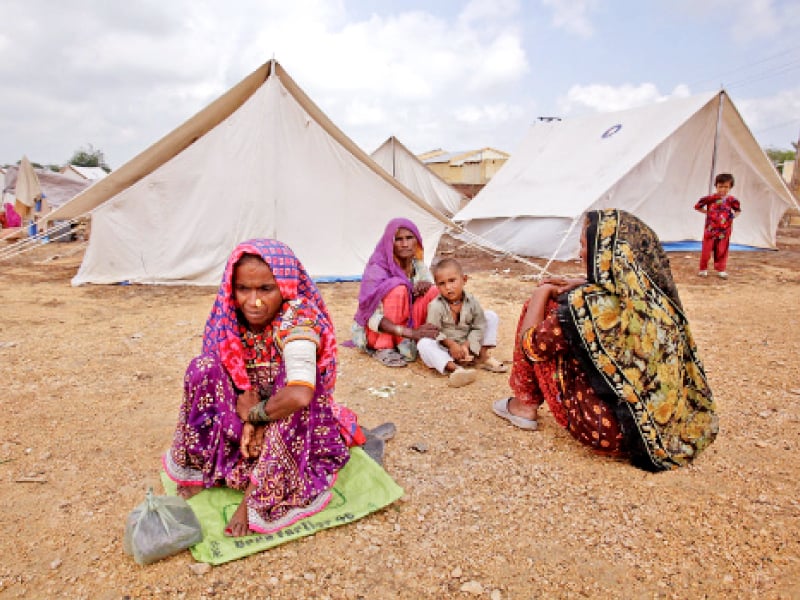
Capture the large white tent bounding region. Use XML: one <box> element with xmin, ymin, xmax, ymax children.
<box><xmin>45</xmin><ymin>60</ymin><xmax>453</xmax><ymax>285</ymax></box>
<box><xmin>370</xmin><ymin>136</ymin><xmax>466</xmax><ymax>217</ymax></box>
<box><xmin>455</xmin><ymin>91</ymin><xmax>797</xmax><ymax>260</ymax></box>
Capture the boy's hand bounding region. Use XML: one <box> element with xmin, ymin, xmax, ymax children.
<box><xmin>458</xmin><ymin>343</ymin><xmax>474</xmax><ymax>364</ymax></box>
<box><xmin>447</xmin><ymin>340</ymin><xmax>467</xmax><ymax>361</ymax></box>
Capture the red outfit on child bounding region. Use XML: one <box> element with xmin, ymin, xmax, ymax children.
<box><xmin>695</xmin><ymin>194</ymin><xmax>740</xmax><ymax>271</ymax></box>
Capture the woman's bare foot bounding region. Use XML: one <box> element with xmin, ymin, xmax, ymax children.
<box><xmin>224</xmin><ymin>499</ymin><xmax>251</xmax><ymax>537</ymax></box>
<box><xmin>177</xmin><ymin>485</ymin><xmax>203</xmax><ymax>500</ymax></box>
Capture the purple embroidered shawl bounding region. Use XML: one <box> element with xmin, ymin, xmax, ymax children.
<box><xmin>353</xmin><ymin>218</ymin><xmax>424</xmax><ymax>327</ymax></box>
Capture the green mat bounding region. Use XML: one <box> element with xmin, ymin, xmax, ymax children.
<box><xmin>160</xmin><ymin>447</ymin><xmax>404</xmax><ymax>565</ymax></box>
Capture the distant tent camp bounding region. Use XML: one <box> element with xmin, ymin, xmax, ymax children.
<box><xmin>45</xmin><ymin>60</ymin><xmax>454</xmax><ymax>285</ymax></box>
<box><xmin>370</xmin><ymin>136</ymin><xmax>466</xmax><ymax>217</ymax></box>
<box><xmin>4</xmin><ymin>164</ymin><xmax>91</xmax><ymax>213</ymax></box>
<box><xmin>454</xmin><ymin>91</ymin><xmax>797</xmax><ymax>260</ymax></box>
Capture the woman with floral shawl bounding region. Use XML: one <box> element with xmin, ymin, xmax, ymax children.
<box><xmin>352</xmin><ymin>218</ymin><xmax>440</xmax><ymax>367</ymax></box>
<box><xmin>164</xmin><ymin>239</ymin><xmax>365</xmax><ymax>536</ymax></box>
<box><xmin>493</xmin><ymin>209</ymin><xmax>718</xmax><ymax>471</ymax></box>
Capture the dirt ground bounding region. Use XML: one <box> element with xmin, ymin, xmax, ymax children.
<box><xmin>1</xmin><ymin>226</ymin><xmax>799</xmax><ymax>600</ymax></box>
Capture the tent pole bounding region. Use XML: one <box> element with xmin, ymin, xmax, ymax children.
<box><xmin>709</xmin><ymin>90</ymin><xmax>724</xmax><ymax>194</ymax></box>
<box><xmin>791</xmin><ymin>128</ymin><xmax>800</xmax><ymax>195</ymax></box>
<box><xmin>391</xmin><ymin>137</ymin><xmax>396</xmax><ymax>177</ymax></box>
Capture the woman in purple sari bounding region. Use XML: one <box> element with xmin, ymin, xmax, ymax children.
<box><xmin>352</xmin><ymin>218</ymin><xmax>440</xmax><ymax>367</ymax></box>
<box><xmin>163</xmin><ymin>239</ymin><xmax>365</xmax><ymax>536</ymax></box>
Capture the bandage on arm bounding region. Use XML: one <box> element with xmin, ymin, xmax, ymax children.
<box><xmin>283</xmin><ymin>339</ymin><xmax>317</xmax><ymax>387</ymax></box>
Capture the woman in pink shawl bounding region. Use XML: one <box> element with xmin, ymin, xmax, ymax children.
<box><xmin>3</xmin><ymin>203</ymin><xmax>21</xmax><ymax>228</ymax></box>
<box><xmin>164</xmin><ymin>239</ymin><xmax>364</xmax><ymax>536</ymax></box>
<box><xmin>352</xmin><ymin>218</ymin><xmax>440</xmax><ymax>367</ymax></box>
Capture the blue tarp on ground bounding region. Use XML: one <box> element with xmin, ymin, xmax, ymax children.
<box><xmin>662</xmin><ymin>241</ymin><xmax>769</xmax><ymax>252</ymax></box>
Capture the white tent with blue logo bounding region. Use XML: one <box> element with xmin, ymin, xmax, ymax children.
<box><xmin>454</xmin><ymin>91</ymin><xmax>796</xmax><ymax>259</ymax></box>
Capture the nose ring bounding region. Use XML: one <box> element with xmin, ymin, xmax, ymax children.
<box><xmin>255</xmin><ymin>298</ymin><xmax>263</xmax><ymax>308</ymax></box>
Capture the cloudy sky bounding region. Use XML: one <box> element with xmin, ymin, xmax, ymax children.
<box><xmin>1</xmin><ymin>0</ymin><xmax>798</xmax><ymax>169</ymax></box>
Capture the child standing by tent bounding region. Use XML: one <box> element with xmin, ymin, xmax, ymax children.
<box><xmin>695</xmin><ymin>173</ymin><xmax>741</xmax><ymax>279</ymax></box>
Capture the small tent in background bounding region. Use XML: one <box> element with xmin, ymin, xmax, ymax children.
<box><xmin>370</xmin><ymin>136</ymin><xmax>467</xmax><ymax>217</ymax></box>
<box><xmin>4</xmin><ymin>166</ymin><xmax>91</xmax><ymax>212</ymax></box>
<box><xmin>44</xmin><ymin>60</ymin><xmax>454</xmax><ymax>285</ymax></box>
<box><xmin>455</xmin><ymin>91</ymin><xmax>797</xmax><ymax>260</ymax></box>
<box><xmin>59</xmin><ymin>165</ymin><xmax>108</xmax><ymax>182</ymax></box>
<box><xmin>13</xmin><ymin>156</ymin><xmax>42</xmax><ymax>221</ymax></box>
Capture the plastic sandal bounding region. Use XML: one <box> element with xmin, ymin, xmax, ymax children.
<box><xmin>373</xmin><ymin>349</ymin><xmax>407</xmax><ymax>368</ymax></box>
<box><xmin>492</xmin><ymin>397</ymin><xmax>538</xmax><ymax>430</ymax></box>
<box><xmin>481</xmin><ymin>357</ymin><xmax>509</xmax><ymax>373</ymax></box>
<box><xmin>448</xmin><ymin>367</ymin><xmax>477</xmax><ymax>388</ymax></box>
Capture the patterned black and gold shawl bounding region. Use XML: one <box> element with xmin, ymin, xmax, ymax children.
<box><xmin>558</xmin><ymin>209</ymin><xmax>718</xmax><ymax>471</ymax></box>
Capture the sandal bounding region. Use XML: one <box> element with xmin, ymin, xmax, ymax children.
<box><xmin>365</xmin><ymin>422</ymin><xmax>397</xmax><ymax>442</ymax></box>
<box><xmin>448</xmin><ymin>367</ymin><xmax>477</xmax><ymax>388</ymax></box>
<box><xmin>373</xmin><ymin>348</ymin><xmax>407</xmax><ymax>368</ymax></box>
<box><xmin>492</xmin><ymin>397</ymin><xmax>538</xmax><ymax>430</ymax></box>
<box><xmin>481</xmin><ymin>357</ymin><xmax>509</xmax><ymax>373</ymax></box>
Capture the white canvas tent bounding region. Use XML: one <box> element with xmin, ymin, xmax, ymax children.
<box><xmin>370</xmin><ymin>136</ymin><xmax>466</xmax><ymax>217</ymax></box>
<box><xmin>45</xmin><ymin>60</ymin><xmax>453</xmax><ymax>285</ymax></box>
<box><xmin>455</xmin><ymin>91</ymin><xmax>797</xmax><ymax>260</ymax></box>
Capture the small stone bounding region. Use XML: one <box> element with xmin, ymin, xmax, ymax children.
<box><xmin>790</xmin><ymin>389</ymin><xmax>800</xmax><ymax>396</ymax></box>
<box><xmin>189</xmin><ymin>563</ymin><xmax>211</xmax><ymax>576</ymax></box>
<box><xmin>451</xmin><ymin>566</ymin><xmax>462</xmax><ymax>578</ymax></box>
<box><xmin>50</xmin><ymin>558</ymin><xmax>62</xmax><ymax>570</ymax></box>
<box><xmin>461</xmin><ymin>581</ymin><xmax>483</xmax><ymax>594</ymax></box>
<box><xmin>491</xmin><ymin>590</ymin><xmax>503</xmax><ymax>600</ymax></box>
<box><xmin>410</xmin><ymin>442</ymin><xmax>428</xmax><ymax>453</ymax></box>
<box><xmin>758</xmin><ymin>410</ymin><xmax>772</xmax><ymax>418</ymax></box>
<box><xmin>755</xmin><ymin>440</ymin><xmax>768</xmax><ymax>448</ymax></box>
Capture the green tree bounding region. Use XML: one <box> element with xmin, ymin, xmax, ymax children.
<box><xmin>765</xmin><ymin>147</ymin><xmax>796</xmax><ymax>166</ymax></box>
<box><xmin>68</xmin><ymin>144</ymin><xmax>111</xmax><ymax>172</ymax></box>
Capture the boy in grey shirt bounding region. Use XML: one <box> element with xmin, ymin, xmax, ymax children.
<box><xmin>417</xmin><ymin>258</ymin><xmax>507</xmax><ymax>387</ymax></box>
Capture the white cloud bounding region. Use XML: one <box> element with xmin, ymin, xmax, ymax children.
<box><xmin>541</xmin><ymin>0</ymin><xmax>597</xmax><ymax>38</ymax></box>
<box><xmin>673</xmin><ymin>0</ymin><xmax>800</xmax><ymax>42</ymax></box>
<box><xmin>671</xmin><ymin>84</ymin><xmax>692</xmax><ymax>98</ymax></box>
<box><xmin>468</xmin><ymin>32</ymin><xmax>529</xmax><ymax>91</ymax></box>
<box><xmin>344</xmin><ymin>99</ymin><xmax>386</xmax><ymax>126</ymax></box>
<box><xmin>454</xmin><ymin>103</ymin><xmax>525</xmax><ymax>125</ymax></box>
<box><xmin>0</xmin><ymin>1</ymin><xmax>795</xmax><ymax>166</ymax></box>
<box><xmin>738</xmin><ymin>88</ymin><xmax>800</xmax><ymax>148</ymax></box>
<box><xmin>460</xmin><ymin>0</ymin><xmax>521</xmax><ymax>25</ymax></box>
<box><xmin>559</xmin><ymin>83</ymin><xmax>667</xmax><ymax>114</ymax></box>
<box><xmin>0</xmin><ymin>1</ymin><xmax>533</xmax><ymax>166</ymax></box>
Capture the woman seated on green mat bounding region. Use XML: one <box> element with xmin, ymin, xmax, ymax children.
<box><xmin>163</xmin><ymin>239</ymin><xmax>366</xmax><ymax>536</ymax></box>
<box><xmin>493</xmin><ymin>209</ymin><xmax>718</xmax><ymax>471</ymax></box>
